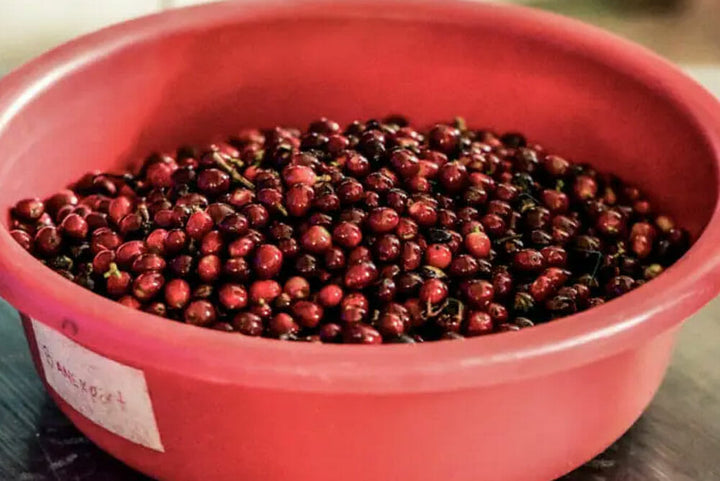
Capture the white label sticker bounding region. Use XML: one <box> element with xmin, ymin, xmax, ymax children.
<box><xmin>31</xmin><ymin>319</ymin><xmax>164</xmax><ymax>452</ymax></box>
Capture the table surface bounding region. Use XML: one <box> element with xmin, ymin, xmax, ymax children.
<box><xmin>1</xmin><ymin>67</ymin><xmax>720</xmax><ymax>481</ymax></box>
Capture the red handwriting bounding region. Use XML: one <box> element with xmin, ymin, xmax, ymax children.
<box><xmin>39</xmin><ymin>343</ymin><xmax>127</xmax><ymax>411</ymax></box>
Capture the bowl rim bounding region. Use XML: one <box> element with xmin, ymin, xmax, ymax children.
<box><xmin>1</xmin><ymin>0</ymin><xmax>720</xmax><ymax>394</ymax></box>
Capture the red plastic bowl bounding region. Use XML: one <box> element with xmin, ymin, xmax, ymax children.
<box><xmin>1</xmin><ymin>1</ymin><xmax>720</xmax><ymax>480</ymax></box>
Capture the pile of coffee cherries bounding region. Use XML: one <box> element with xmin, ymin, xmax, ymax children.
<box><xmin>9</xmin><ymin>117</ymin><xmax>689</xmax><ymax>343</ymax></box>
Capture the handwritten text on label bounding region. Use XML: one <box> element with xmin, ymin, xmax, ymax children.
<box><xmin>32</xmin><ymin>319</ymin><xmax>164</xmax><ymax>452</ymax></box>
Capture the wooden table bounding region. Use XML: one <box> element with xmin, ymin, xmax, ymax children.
<box><xmin>1</xmin><ymin>296</ymin><xmax>719</xmax><ymax>481</ymax></box>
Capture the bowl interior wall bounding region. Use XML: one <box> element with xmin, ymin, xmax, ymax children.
<box><xmin>0</xmin><ymin>14</ymin><xmax>715</xmax><ymax>237</ymax></box>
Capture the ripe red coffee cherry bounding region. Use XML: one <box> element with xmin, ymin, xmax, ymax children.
<box><xmin>165</xmin><ymin>279</ymin><xmax>191</xmax><ymax>309</ymax></box>
<box><xmin>333</xmin><ymin>221</ymin><xmax>363</xmax><ymax>248</ymax></box>
<box><xmin>419</xmin><ymin>278</ymin><xmax>448</xmax><ymax>305</ymax></box>
<box><xmin>344</xmin><ymin>261</ymin><xmax>379</xmax><ymax>289</ymax></box>
<box><xmin>284</xmin><ymin>276</ymin><xmax>310</xmax><ymax>299</ymax></box>
<box><xmin>184</xmin><ymin>300</ymin><xmax>217</xmax><ymax>326</ymax></box>
<box><xmin>301</xmin><ymin>225</ymin><xmax>332</xmax><ymax>254</ymax></box>
<box><xmin>367</xmin><ymin>207</ymin><xmax>400</xmax><ymax>233</ymax></box>
<box><xmin>318</xmin><ymin>284</ymin><xmax>343</xmax><ymax>307</ymax></box>
<box><xmin>464</xmin><ymin>311</ymin><xmax>493</xmax><ymax>337</ymax></box>
<box><xmin>253</xmin><ymin>244</ymin><xmax>283</xmax><ymax>278</ymax></box>
<box><xmin>425</xmin><ymin>244</ymin><xmax>452</xmax><ymax>269</ymax></box>
<box><xmin>218</xmin><ymin>284</ymin><xmax>248</xmax><ymax>310</ymax></box>
<box><xmin>8</xmin><ymin>117</ymin><xmax>690</xmax><ymax>344</ymax></box>
<box><xmin>292</xmin><ymin>300</ymin><xmax>324</xmax><ymax>328</ymax></box>
<box><xmin>464</xmin><ymin>280</ymin><xmax>494</xmax><ymax>308</ymax></box>
<box><xmin>342</xmin><ymin>324</ymin><xmax>382</xmax><ymax>344</ymax></box>
<box><xmin>249</xmin><ymin>280</ymin><xmax>282</xmax><ymax>304</ymax></box>
<box><xmin>465</xmin><ymin>230</ymin><xmax>491</xmax><ymax>258</ymax></box>
<box><xmin>186</xmin><ymin>211</ymin><xmax>213</xmax><ymax>240</ymax></box>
